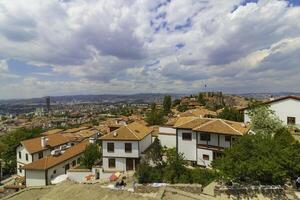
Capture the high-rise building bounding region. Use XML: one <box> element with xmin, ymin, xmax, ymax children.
<box><xmin>45</xmin><ymin>96</ymin><xmax>51</xmax><ymax>112</ymax></box>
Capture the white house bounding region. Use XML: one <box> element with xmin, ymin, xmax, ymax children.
<box><xmin>157</xmin><ymin>126</ymin><xmax>176</xmax><ymax>148</ymax></box>
<box><xmin>242</xmin><ymin>96</ymin><xmax>300</xmax><ymax>126</ymax></box>
<box><xmin>174</xmin><ymin>117</ymin><xmax>249</xmax><ymax>167</ymax></box>
<box><xmin>100</xmin><ymin>122</ymin><xmax>152</xmax><ymax>172</ymax></box>
<box><xmin>22</xmin><ymin>140</ymin><xmax>88</xmax><ymax>187</ymax></box>
<box><xmin>17</xmin><ymin>134</ymin><xmax>70</xmax><ymax>176</ymax></box>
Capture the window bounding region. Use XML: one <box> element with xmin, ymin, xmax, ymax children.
<box><xmin>38</xmin><ymin>152</ymin><xmax>43</xmax><ymax>159</ymax></box>
<box><xmin>182</xmin><ymin>132</ymin><xmax>192</xmax><ymax>140</ymax></box>
<box><xmin>53</xmin><ymin>170</ymin><xmax>56</xmax><ymax>174</ymax></box>
<box><xmin>200</xmin><ymin>133</ymin><xmax>210</xmax><ymax>141</ymax></box>
<box><xmin>77</xmin><ymin>157</ymin><xmax>81</xmax><ymax>164</ymax></box>
<box><xmin>125</xmin><ymin>143</ymin><xmax>132</xmax><ymax>153</ymax></box>
<box><xmin>107</xmin><ymin>143</ymin><xmax>114</xmax><ymax>153</ymax></box>
<box><xmin>72</xmin><ymin>160</ymin><xmax>76</xmax><ymax>167</ymax></box>
<box><xmin>225</xmin><ymin>136</ymin><xmax>231</xmax><ymax>142</ymax></box>
<box><xmin>203</xmin><ymin>154</ymin><xmax>209</xmax><ymax>161</ymax></box>
<box><xmin>18</xmin><ymin>152</ymin><xmax>21</xmax><ymax>159</ymax></box>
<box><xmin>287</xmin><ymin>117</ymin><xmax>296</xmax><ymax>125</ymax></box>
<box><xmin>19</xmin><ymin>165</ymin><xmax>22</xmax><ymax>173</ymax></box>
<box><xmin>108</xmin><ymin>158</ymin><xmax>116</xmax><ymax>168</ymax></box>
<box><xmin>25</xmin><ymin>153</ymin><xmax>29</xmax><ymax>161</ymax></box>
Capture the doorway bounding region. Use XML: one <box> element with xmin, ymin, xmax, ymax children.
<box><xmin>126</xmin><ymin>158</ymin><xmax>134</xmax><ymax>171</ymax></box>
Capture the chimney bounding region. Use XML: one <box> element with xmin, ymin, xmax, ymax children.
<box><xmin>89</xmin><ymin>137</ymin><xmax>95</xmax><ymax>144</ymax></box>
<box><xmin>41</xmin><ymin>136</ymin><xmax>47</xmax><ymax>148</ymax></box>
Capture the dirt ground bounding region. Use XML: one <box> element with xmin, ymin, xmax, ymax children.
<box><xmin>6</xmin><ymin>181</ymin><xmax>297</xmax><ymax>200</ymax></box>
<box><xmin>7</xmin><ymin>182</ymin><xmax>153</xmax><ymax>200</ymax></box>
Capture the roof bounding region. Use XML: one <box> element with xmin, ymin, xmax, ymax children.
<box><xmin>240</xmin><ymin>96</ymin><xmax>300</xmax><ymax>111</ymax></box>
<box><xmin>21</xmin><ymin>134</ymin><xmax>70</xmax><ymax>154</ymax></box>
<box><xmin>41</xmin><ymin>129</ymin><xmax>64</xmax><ymax>136</ymax></box>
<box><xmin>22</xmin><ymin>140</ymin><xmax>89</xmax><ymax>170</ymax></box>
<box><xmin>174</xmin><ymin>117</ymin><xmax>249</xmax><ymax>136</ymax></box>
<box><xmin>179</xmin><ymin>108</ymin><xmax>217</xmax><ymax>118</ymax></box>
<box><xmin>63</xmin><ymin>129</ymin><xmax>98</xmax><ymax>142</ymax></box>
<box><xmin>100</xmin><ymin>121</ymin><xmax>153</xmax><ymax>141</ymax></box>
<box><xmin>63</xmin><ymin>126</ymin><xmax>90</xmax><ymax>133</ymax></box>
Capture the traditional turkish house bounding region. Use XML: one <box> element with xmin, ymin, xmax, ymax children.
<box><xmin>21</xmin><ymin>140</ymin><xmax>89</xmax><ymax>187</ymax></box>
<box><xmin>174</xmin><ymin>117</ymin><xmax>250</xmax><ymax>167</ymax></box>
<box><xmin>100</xmin><ymin>122</ymin><xmax>153</xmax><ymax>172</ymax></box>
<box><xmin>17</xmin><ymin>134</ymin><xmax>71</xmax><ymax>177</ymax></box>
<box><xmin>241</xmin><ymin>95</ymin><xmax>300</xmax><ymax>126</ymax></box>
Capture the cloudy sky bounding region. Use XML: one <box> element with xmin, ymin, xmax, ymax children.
<box><xmin>0</xmin><ymin>0</ymin><xmax>300</xmax><ymax>99</ymax></box>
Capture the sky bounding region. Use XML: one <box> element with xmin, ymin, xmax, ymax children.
<box><xmin>0</xmin><ymin>0</ymin><xmax>300</xmax><ymax>99</ymax></box>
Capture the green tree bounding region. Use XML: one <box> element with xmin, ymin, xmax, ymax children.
<box><xmin>213</xmin><ymin>128</ymin><xmax>300</xmax><ymax>185</ymax></box>
<box><xmin>145</xmin><ymin>138</ymin><xmax>164</xmax><ymax>167</ymax></box>
<box><xmin>197</xmin><ymin>93</ymin><xmax>206</xmax><ymax>105</ymax></box>
<box><xmin>218</xmin><ymin>106</ymin><xmax>243</xmax><ymax>122</ymax></box>
<box><xmin>163</xmin><ymin>148</ymin><xmax>189</xmax><ymax>183</ymax></box>
<box><xmin>177</xmin><ymin>103</ymin><xmax>188</xmax><ymax>112</ymax></box>
<box><xmin>172</xmin><ymin>99</ymin><xmax>181</xmax><ymax>108</ymax></box>
<box><xmin>248</xmin><ymin>104</ymin><xmax>283</xmax><ymax>134</ymax></box>
<box><xmin>0</xmin><ymin>127</ymin><xmax>43</xmax><ymax>174</ymax></box>
<box><xmin>81</xmin><ymin>143</ymin><xmax>101</xmax><ymax>169</ymax></box>
<box><xmin>145</xmin><ymin>103</ymin><xmax>165</xmax><ymax>125</ymax></box>
<box><xmin>163</xmin><ymin>95</ymin><xmax>172</xmax><ymax>115</ymax></box>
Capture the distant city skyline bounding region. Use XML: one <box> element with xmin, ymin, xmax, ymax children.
<box><xmin>0</xmin><ymin>0</ymin><xmax>300</xmax><ymax>99</ymax></box>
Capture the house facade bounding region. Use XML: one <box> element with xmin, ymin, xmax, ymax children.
<box><xmin>243</xmin><ymin>96</ymin><xmax>300</xmax><ymax>126</ymax></box>
<box><xmin>100</xmin><ymin>122</ymin><xmax>152</xmax><ymax>172</ymax></box>
<box><xmin>22</xmin><ymin>140</ymin><xmax>88</xmax><ymax>187</ymax></box>
<box><xmin>175</xmin><ymin>117</ymin><xmax>249</xmax><ymax>167</ymax></box>
<box><xmin>157</xmin><ymin>126</ymin><xmax>176</xmax><ymax>148</ymax></box>
<box><xmin>17</xmin><ymin>134</ymin><xmax>70</xmax><ymax>176</ymax></box>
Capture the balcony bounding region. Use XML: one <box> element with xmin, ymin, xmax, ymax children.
<box><xmin>197</xmin><ymin>144</ymin><xmax>224</xmax><ymax>152</ymax></box>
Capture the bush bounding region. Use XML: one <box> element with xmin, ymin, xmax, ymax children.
<box><xmin>136</xmin><ymin>148</ymin><xmax>218</xmax><ymax>185</ymax></box>
<box><xmin>189</xmin><ymin>168</ymin><xmax>219</xmax><ymax>186</ymax></box>
<box><xmin>136</xmin><ymin>161</ymin><xmax>163</xmax><ymax>183</ymax></box>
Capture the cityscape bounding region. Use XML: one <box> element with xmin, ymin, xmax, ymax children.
<box><xmin>1</xmin><ymin>0</ymin><xmax>300</xmax><ymax>200</ymax></box>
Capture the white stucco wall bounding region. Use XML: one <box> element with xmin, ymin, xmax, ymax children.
<box><xmin>139</xmin><ymin>134</ymin><xmax>152</xmax><ymax>154</ymax></box>
<box><xmin>159</xmin><ymin>127</ymin><xmax>176</xmax><ymax>134</ymax></box>
<box><xmin>102</xmin><ymin>141</ymin><xmax>139</xmax><ymax>158</ymax></box>
<box><xmin>17</xmin><ymin>145</ymin><xmax>33</xmax><ymax>176</ymax></box>
<box><xmin>158</xmin><ymin>134</ymin><xmax>176</xmax><ymax>148</ymax></box>
<box><xmin>102</xmin><ymin>157</ymin><xmax>126</xmax><ymax>171</ymax></box>
<box><xmin>244</xmin><ymin>98</ymin><xmax>300</xmax><ymax>125</ymax></box>
<box><xmin>32</xmin><ymin>149</ymin><xmax>51</xmax><ymax>162</ymax></box>
<box><xmin>26</xmin><ymin>170</ymin><xmax>46</xmax><ymax>187</ymax></box>
<box><xmin>177</xmin><ymin>129</ymin><xmax>197</xmax><ymax>161</ymax></box>
<box><xmin>197</xmin><ymin>149</ymin><xmax>213</xmax><ymax>167</ymax></box>
<box><xmin>47</xmin><ymin>155</ymin><xmax>82</xmax><ymax>184</ymax></box>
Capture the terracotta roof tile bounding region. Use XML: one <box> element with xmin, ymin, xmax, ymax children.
<box><xmin>175</xmin><ymin>117</ymin><xmax>249</xmax><ymax>136</ymax></box>
<box><xmin>100</xmin><ymin>122</ymin><xmax>152</xmax><ymax>141</ymax></box>
<box><xmin>21</xmin><ymin>134</ymin><xmax>70</xmax><ymax>154</ymax></box>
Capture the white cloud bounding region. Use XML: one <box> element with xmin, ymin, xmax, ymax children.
<box><xmin>0</xmin><ymin>0</ymin><xmax>300</xmax><ymax>98</ymax></box>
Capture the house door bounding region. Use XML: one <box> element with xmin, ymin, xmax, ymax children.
<box><xmin>126</xmin><ymin>158</ymin><xmax>134</xmax><ymax>171</ymax></box>
<box><xmin>65</xmin><ymin>164</ymin><xmax>70</xmax><ymax>173</ymax></box>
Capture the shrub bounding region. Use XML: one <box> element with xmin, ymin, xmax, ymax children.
<box><xmin>189</xmin><ymin>168</ymin><xmax>219</xmax><ymax>186</ymax></box>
